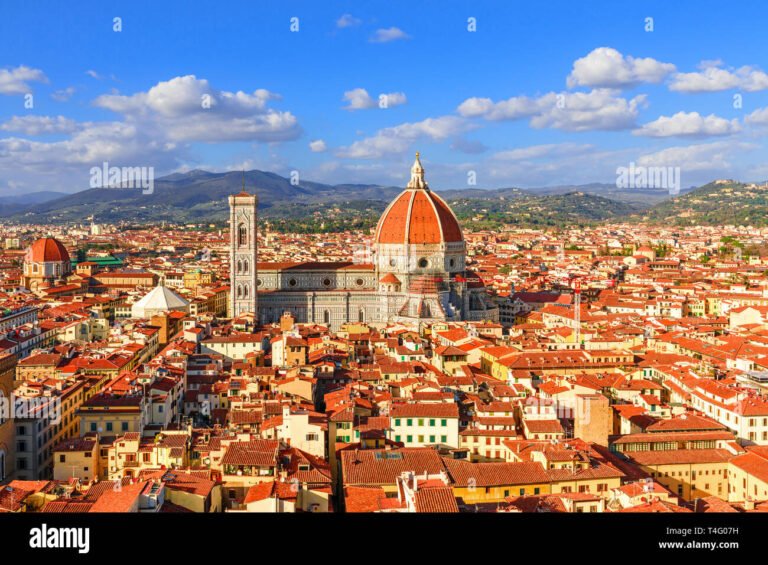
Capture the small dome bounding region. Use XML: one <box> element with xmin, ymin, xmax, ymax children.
<box><xmin>27</xmin><ymin>237</ymin><xmax>70</xmax><ymax>263</ymax></box>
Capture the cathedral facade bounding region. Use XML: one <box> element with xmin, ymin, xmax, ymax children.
<box><xmin>229</xmin><ymin>154</ymin><xmax>498</xmax><ymax>329</ymax></box>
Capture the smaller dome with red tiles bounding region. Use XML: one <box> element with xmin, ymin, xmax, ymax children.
<box><xmin>27</xmin><ymin>237</ymin><xmax>70</xmax><ymax>263</ymax></box>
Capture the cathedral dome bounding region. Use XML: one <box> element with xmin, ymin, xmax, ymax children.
<box><xmin>374</xmin><ymin>153</ymin><xmax>463</xmax><ymax>245</ymax></box>
<box><xmin>27</xmin><ymin>237</ymin><xmax>70</xmax><ymax>263</ymax></box>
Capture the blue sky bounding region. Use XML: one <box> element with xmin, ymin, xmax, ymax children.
<box><xmin>1</xmin><ymin>0</ymin><xmax>767</xmax><ymax>194</ymax></box>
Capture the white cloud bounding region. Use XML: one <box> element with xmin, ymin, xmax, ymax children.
<box><xmin>531</xmin><ymin>90</ymin><xmax>647</xmax><ymax>132</ymax></box>
<box><xmin>309</xmin><ymin>139</ymin><xmax>327</xmax><ymax>152</ymax></box>
<box><xmin>51</xmin><ymin>87</ymin><xmax>76</xmax><ymax>102</ymax></box>
<box><xmin>636</xmin><ymin>141</ymin><xmax>755</xmax><ymax>172</ymax></box>
<box><xmin>0</xmin><ymin>75</ymin><xmax>302</xmax><ymax>192</ymax></box>
<box><xmin>0</xmin><ymin>65</ymin><xmax>48</xmax><ymax>95</ymax></box>
<box><xmin>458</xmin><ymin>95</ymin><xmax>542</xmax><ymax>120</ymax></box>
<box><xmin>370</xmin><ymin>27</ymin><xmax>409</xmax><ymax>43</ymax></box>
<box><xmin>94</xmin><ymin>75</ymin><xmax>300</xmax><ymax>142</ymax></box>
<box><xmin>458</xmin><ymin>89</ymin><xmax>645</xmax><ymax>131</ymax></box>
<box><xmin>492</xmin><ymin>143</ymin><xmax>595</xmax><ymax>161</ymax></box>
<box><xmin>0</xmin><ymin>115</ymin><xmax>80</xmax><ymax>135</ymax></box>
<box><xmin>342</xmin><ymin>88</ymin><xmax>406</xmax><ymax>110</ymax></box>
<box><xmin>336</xmin><ymin>14</ymin><xmax>361</xmax><ymax>28</ymax></box>
<box><xmin>567</xmin><ymin>47</ymin><xmax>676</xmax><ymax>89</ymax></box>
<box><xmin>85</xmin><ymin>70</ymin><xmax>103</xmax><ymax>80</ymax></box>
<box><xmin>745</xmin><ymin>106</ymin><xmax>768</xmax><ymax>126</ymax></box>
<box><xmin>634</xmin><ymin>111</ymin><xmax>741</xmax><ymax>137</ymax></box>
<box><xmin>670</xmin><ymin>62</ymin><xmax>768</xmax><ymax>92</ymax></box>
<box><xmin>337</xmin><ymin>116</ymin><xmax>470</xmax><ymax>159</ymax></box>
<box><xmin>342</xmin><ymin>88</ymin><xmax>376</xmax><ymax>110</ymax></box>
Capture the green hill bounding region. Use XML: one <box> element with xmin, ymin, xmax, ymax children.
<box><xmin>640</xmin><ymin>181</ymin><xmax>768</xmax><ymax>227</ymax></box>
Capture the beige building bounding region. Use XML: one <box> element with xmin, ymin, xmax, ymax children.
<box><xmin>53</xmin><ymin>436</ymin><xmax>99</xmax><ymax>483</ymax></box>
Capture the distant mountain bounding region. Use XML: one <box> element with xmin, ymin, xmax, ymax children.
<box><xmin>3</xmin><ymin>169</ymin><xmax>404</xmax><ymax>223</ymax></box>
<box><xmin>0</xmin><ymin>191</ymin><xmax>68</xmax><ymax>215</ymax></box>
<box><xmin>2</xmin><ymin>168</ymin><xmax>683</xmax><ymax>226</ymax></box>
<box><xmin>449</xmin><ymin>191</ymin><xmax>644</xmax><ymax>229</ymax></box>
<box><xmin>640</xmin><ymin>181</ymin><xmax>768</xmax><ymax>226</ymax></box>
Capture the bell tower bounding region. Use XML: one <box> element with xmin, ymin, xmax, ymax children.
<box><xmin>229</xmin><ymin>183</ymin><xmax>258</xmax><ymax>318</ymax></box>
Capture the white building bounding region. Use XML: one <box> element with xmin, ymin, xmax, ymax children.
<box><xmin>388</xmin><ymin>402</ymin><xmax>460</xmax><ymax>448</ymax></box>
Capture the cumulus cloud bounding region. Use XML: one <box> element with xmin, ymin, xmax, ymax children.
<box><xmin>0</xmin><ymin>65</ymin><xmax>48</xmax><ymax>95</ymax></box>
<box><xmin>342</xmin><ymin>88</ymin><xmax>406</xmax><ymax>110</ymax></box>
<box><xmin>0</xmin><ymin>115</ymin><xmax>80</xmax><ymax>135</ymax></box>
<box><xmin>93</xmin><ymin>75</ymin><xmax>300</xmax><ymax>142</ymax></box>
<box><xmin>567</xmin><ymin>47</ymin><xmax>676</xmax><ymax>89</ymax></box>
<box><xmin>459</xmin><ymin>89</ymin><xmax>645</xmax><ymax>132</ymax></box>
<box><xmin>0</xmin><ymin>75</ymin><xmax>301</xmax><ymax>192</ymax></box>
<box><xmin>370</xmin><ymin>27</ymin><xmax>409</xmax><ymax>43</ymax></box>
<box><xmin>336</xmin><ymin>14</ymin><xmax>361</xmax><ymax>28</ymax></box>
<box><xmin>337</xmin><ymin>116</ymin><xmax>470</xmax><ymax>159</ymax></box>
<box><xmin>634</xmin><ymin>111</ymin><xmax>741</xmax><ymax>137</ymax></box>
<box><xmin>670</xmin><ymin>61</ymin><xmax>768</xmax><ymax>92</ymax></box>
<box><xmin>309</xmin><ymin>139</ymin><xmax>327</xmax><ymax>152</ymax></box>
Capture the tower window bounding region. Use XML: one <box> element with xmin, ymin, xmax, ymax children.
<box><xmin>449</xmin><ymin>258</ymin><xmax>456</xmax><ymax>268</ymax></box>
<box><xmin>288</xmin><ymin>278</ymin><xmax>297</xmax><ymax>287</ymax></box>
<box><xmin>418</xmin><ymin>258</ymin><xmax>429</xmax><ymax>268</ymax></box>
<box><xmin>238</xmin><ymin>224</ymin><xmax>247</xmax><ymax>246</ymax></box>
<box><xmin>323</xmin><ymin>278</ymin><xmax>331</xmax><ymax>287</ymax></box>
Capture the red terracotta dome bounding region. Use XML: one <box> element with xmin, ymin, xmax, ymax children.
<box><xmin>375</xmin><ymin>153</ymin><xmax>463</xmax><ymax>245</ymax></box>
<box><xmin>28</xmin><ymin>237</ymin><xmax>70</xmax><ymax>263</ymax></box>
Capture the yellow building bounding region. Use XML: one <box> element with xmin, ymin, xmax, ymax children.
<box><xmin>78</xmin><ymin>393</ymin><xmax>145</xmax><ymax>437</ymax></box>
<box><xmin>624</xmin><ymin>450</ymin><xmax>730</xmax><ymax>501</ymax></box>
<box><xmin>0</xmin><ymin>353</ymin><xmax>17</xmax><ymax>481</ymax></box>
<box><xmin>442</xmin><ymin>458</ymin><xmax>551</xmax><ymax>503</ymax></box>
<box><xmin>727</xmin><ymin>446</ymin><xmax>768</xmax><ymax>503</ymax></box>
<box><xmin>53</xmin><ymin>436</ymin><xmax>99</xmax><ymax>483</ymax></box>
<box><xmin>183</xmin><ymin>269</ymin><xmax>214</xmax><ymax>290</ymax></box>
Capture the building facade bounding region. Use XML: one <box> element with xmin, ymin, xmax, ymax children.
<box><xmin>231</xmin><ymin>154</ymin><xmax>498</xmax><ymax>330</ymax></box>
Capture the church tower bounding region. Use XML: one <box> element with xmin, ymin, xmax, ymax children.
<box><xmin>229</xmin><ymin>186</ymin><xmax>258</xmax><ymax>318</ymax></box>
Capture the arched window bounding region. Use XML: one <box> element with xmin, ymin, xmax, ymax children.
<box><xmin>243</xmin><ymin>260</ymin><xmax>249</xmax><ymax>274</ymax></box>
<box><xmin>237</xmin><ymin>260</ymin><xmax>242</xmax><ymax>274</ymax></box>
<box><xmin>323</xmin><ymin>310</ymin><xmax>331</xmax><ymax>326</ymax></box>
<box><xmin>358</xmin><ymin>308</ymin><xmax>365</xmax><ymax>323</ymax></box>
<box><xmin>238</xmin><ymin>224</ymin><xmax>247</xmax><ymax>246</ymax></box>
<box><xmin>243</xmin><ymin>285</ymin><xmax>249</xmax><ymax>298</ymax></box>
<box><xmin>423</xmin><ymin>304</ymin><xmax>431</xmax><ymax>318</ymax></box>
<box><xmin>236</xmin><ymin>285</ymin><xmax>242</xmax><ymax>298</ymax></box>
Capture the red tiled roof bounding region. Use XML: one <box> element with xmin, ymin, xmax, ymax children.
<box><xmin>375</xmin><ymin>188</ymin><xmax>463</xmax><ymax>245</ymax></box>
